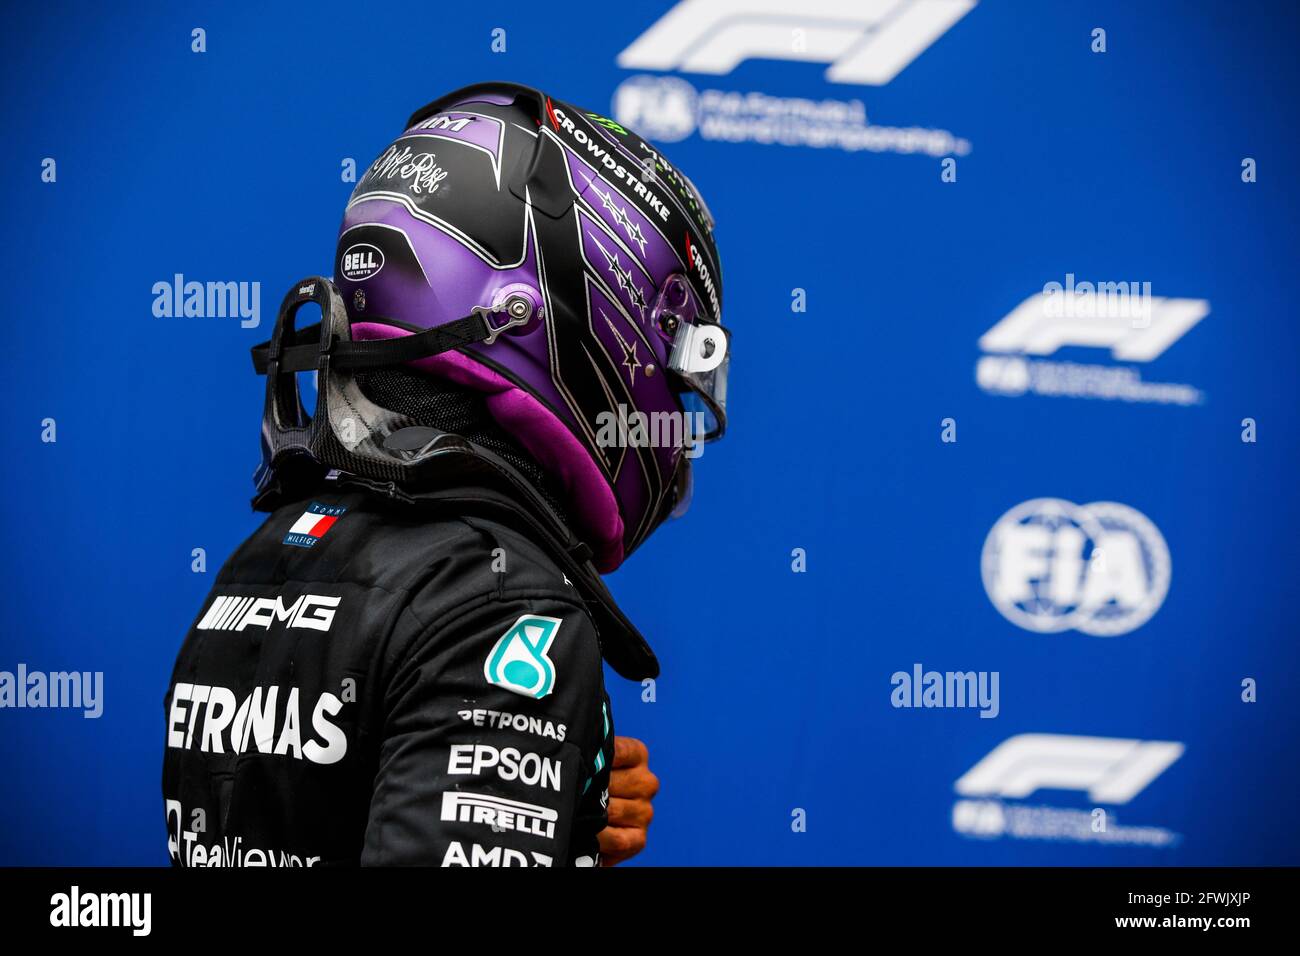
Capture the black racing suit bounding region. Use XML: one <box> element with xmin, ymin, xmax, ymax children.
<box><xmin>162</xmin><ymin>482</ymin><xmax>618</xmax><ymax>867</ymax></box>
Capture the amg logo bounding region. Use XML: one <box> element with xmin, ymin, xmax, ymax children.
<box><xmin>440</xmin><ymin>791</ymin><xmax>557</xmax><ymax>840</ymax></box>
<box><xmin>411</xmin><ymin>113</ymin><xmax>474</xmax><ymax>133</ymax></box>
<box><xmin>196</xmin><ymin>594</ymin><xmax>341</xmax><ymax>633</ymax></box>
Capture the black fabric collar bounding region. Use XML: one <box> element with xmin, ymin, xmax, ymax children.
<box><xmin>333</xmin><ymin>472</ymin><xmax>658</xmax><ymax>682</ymax></box>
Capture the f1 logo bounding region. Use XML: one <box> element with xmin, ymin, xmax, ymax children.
<box><xmin>617</xmin><ymin>0</ymin><xmax>976</xmax><ymax>86</ymax></box>
<box><xmin>956</xmin><ymin>734</ymin><xmax>1185</xmax><ymax>804</ymax></box>
<box><xmin>979</xmin><ymin>293</ymin><xmax>1210</xmax><ymax>362</ymax></box>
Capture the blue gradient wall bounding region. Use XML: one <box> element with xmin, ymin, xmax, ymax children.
<box><xmin>0</xmin><ymin>0</ymin><xmax>1295</xmax><ymax>865</ymax></box>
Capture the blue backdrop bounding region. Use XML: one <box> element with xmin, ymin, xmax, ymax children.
<box><xmin>1</xmin><ymin>0</ymin><xmax>1296</xmax><ymax>865</ymax></box>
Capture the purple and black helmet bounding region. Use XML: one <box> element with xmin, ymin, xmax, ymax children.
<box><xmin>331</xmin><ymin>82</ymin><xmax>730</xmax><ymax>571</ymax></box>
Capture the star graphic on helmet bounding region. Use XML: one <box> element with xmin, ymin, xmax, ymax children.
<box><xmin>593</xmin><ymin>185</ymin><xmax>648</xmax><ymax>256</ymax></box>
<box><xmin>603</xmin><ymin>313</ymin><xmax>642</xmax><ymax>386</ymax></box>
<box><xmin>591</xmin><ymin>234</ymin><xmax>649</xmax><ymax>321</ymax></box>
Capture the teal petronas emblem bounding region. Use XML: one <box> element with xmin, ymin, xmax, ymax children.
<box><xmin>484</xmin><ymin>615</ymin><xmax>562</xmax><ymax>699</ymax></box>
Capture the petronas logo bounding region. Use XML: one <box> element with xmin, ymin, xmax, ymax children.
<box><xmin>484</xmin><ymin>615</ymin><xmax>561</xmax><ymax>699</ymax></box>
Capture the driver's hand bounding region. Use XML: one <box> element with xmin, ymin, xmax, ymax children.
<box><xmin>598</xmin><ymin>736</ymin><xmax>659</xmax><ymax>866</ymax></box>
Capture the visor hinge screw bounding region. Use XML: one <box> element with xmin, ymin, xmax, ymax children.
<box><xmin>505</xmin><ymin>295</ymin><xmax>532</xmax><ymax>320</ymax></box>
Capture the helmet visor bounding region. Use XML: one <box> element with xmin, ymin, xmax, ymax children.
<box><xmin>652</xmin><ymin>274</ymin><xmax>730</xmax><ymax>441</ymax></box>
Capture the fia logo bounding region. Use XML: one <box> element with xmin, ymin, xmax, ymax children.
<box><xmin>484</xmin><ymin>615</ymin><xmax>561</xmax><ymax>699</ymax></box>
<box><xmin>982</xmin><ymin>499</ymin><xmax>1171</xmax><ymax>636</ymax></box>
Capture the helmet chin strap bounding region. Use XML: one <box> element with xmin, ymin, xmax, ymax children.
<box><xmin>248</xmin><ymin>276</ymin><xmax>544</xmax><ymax>511</ymax></box>
<box><xmin>250</xmin><ymin>283</ymin><xmax>535</xmax><ymax>376</ymax></box>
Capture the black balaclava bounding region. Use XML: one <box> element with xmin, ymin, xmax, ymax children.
<box><xmin>355</xmin><ymin>367</ymin><xmax>570</xmax><ymax>524</ymax></box>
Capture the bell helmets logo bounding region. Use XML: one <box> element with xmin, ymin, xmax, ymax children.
<box><xmin>484</xmin><ymin>615</ymin><xmax>561</xmax><ymax>699</ymax></box>
<box><xmin>339</xmin><ymin>242</ymin><xmax>384</xmax><ymax>281</ymax></box>
<box><xmin>982</xmin><ymin>499</ymin><xmax>1171</xmax><ymax>637</ymax></box>
<box><xmin>956</xmin><ymin>734</ymin><xmax>1185</xmax><ymax>804</ymax></box>
<box><xmin>617</xmin><ymin>0</ymin><xmax>976</xmax><ymax>86</ymax></box>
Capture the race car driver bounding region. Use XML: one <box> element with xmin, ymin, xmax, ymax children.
<box><xmin>162</xmin><ymin>82</ymin><xmax>728</xmax><ymax>867</ymax></box>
